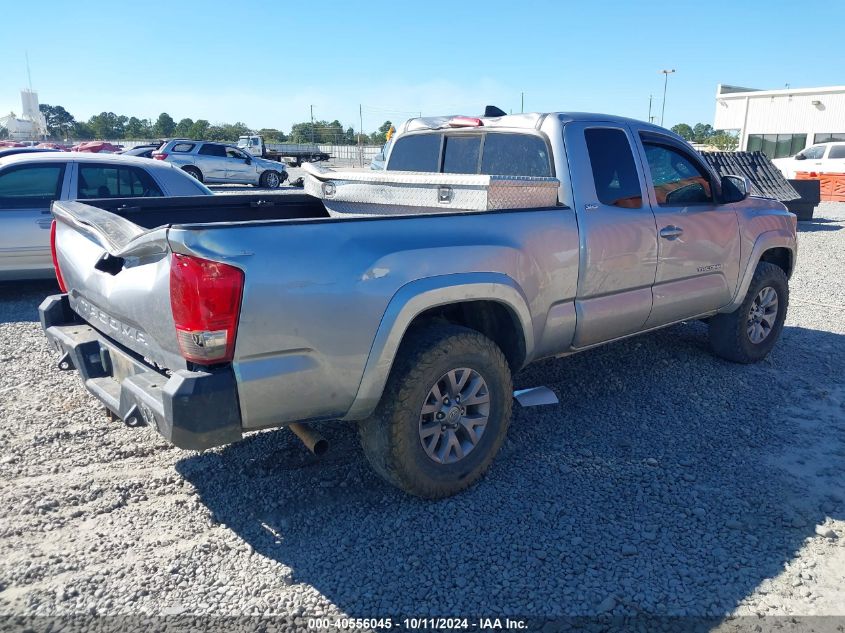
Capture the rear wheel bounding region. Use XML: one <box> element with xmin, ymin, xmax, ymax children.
<box><xmin>182</xmin><ymin>166</ymin><xmax>203</xmax><ymax>183</ymax></box>
<box><xmin>708</xmin><ymin>262</ymin><xmax>789</xmax><ymax>363</ymax></box>
<box><xmin>358</xmin><ymin>324</ymin><xmax>512</xmax><ymax>498</ymax></box>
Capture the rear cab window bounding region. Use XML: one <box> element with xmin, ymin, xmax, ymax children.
<box><xmin>387</xmin><ymin>131</ymin><xmax>552</xmax><ymax>177</ymax></box>
<box><xmin>480</xmin><ymin>134</ymin><xmax>551</xmax><ymax>177</ymax></box>
<box><xmin>387</xmin><ymin>134</ymin><xmax>442</xmax><ymax>172</ymax></box>
<box><xmin>442</xmin><ymin>136</ymin><xmax>481</xmax><ymax>173</ymax></box>
<box><xmin>0</xmin><ymin>163</ymin><xmax>66</xmax><ymax>208</ymax></box>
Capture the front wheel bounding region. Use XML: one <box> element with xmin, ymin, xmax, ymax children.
<box><xmin>259</xmin><ymin>170</ymin><xmax>282</xmax><ymax>189</ymax></box>
<box><xmin>708</xmin><ymin>262</ymin><xmax>789</xmax><ymax>363</ymax></box>
<box><xmin>358</xmin><ymin>324</ymin><xmax>512</xmax><ymax>498</ymax></box>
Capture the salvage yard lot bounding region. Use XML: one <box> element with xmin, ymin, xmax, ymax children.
<box><xmin>0</xmin><ymin>204</ymin><xmax>843</xmax><ymax>626</ymax></box>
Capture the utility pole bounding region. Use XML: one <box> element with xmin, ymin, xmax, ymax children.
<box><xmin>521</xmin><ymin>92</ymin><xmax>524</xmax><ymax>114</ymax></box>
<box><xmin>25</xmin><ymin>51</ymin><xmax>33</xmax><ymax>91</ymax></box>
<box><xmin>359</xmin><ymin>104</ymin><xmax>364</xmax><ymax>167</ymax></box>
<box><xmin>660</xmin><ymin>69</ymin><xmax>675</xmax><ymax>127</ymax></box>
<box><xmin>310</xmin><ymin>105</ymin><xmax>314</xmax><ymax>144</ymax></box>
<box><xmin>648</xmin><ymin>94</ymin><xmax>653</xmax><ymax>122</ymax></box>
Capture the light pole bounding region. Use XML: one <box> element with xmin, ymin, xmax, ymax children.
<box><xmin>660</xmin><ymin>69</ymin><xmax>675</xmax><ymax>127</ymax></box>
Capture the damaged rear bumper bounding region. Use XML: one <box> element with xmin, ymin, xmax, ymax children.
<box><xmin>39</xmin><ymin>294</ymin><xmax>242</xmax><ymax>450</ymax></box>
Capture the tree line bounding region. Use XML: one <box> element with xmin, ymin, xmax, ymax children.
<box><xmin>36</xmin><ymin>104</ymin><xmax>394</xmax><ymax>145</ymax></box>
<box><xmin>670</xmin><ymin>123</ymin><xmax>738</xmax><ymax>151</ymax></box>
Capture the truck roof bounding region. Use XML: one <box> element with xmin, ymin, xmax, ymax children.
<box><xmin>401</xmin><ymin>111</ymin><xmax>680</xmax><ymax>140</ymax></box>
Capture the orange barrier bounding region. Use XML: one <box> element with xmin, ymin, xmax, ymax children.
<box><xmin>795</xmin><ymin>172</ymin><xmax>845</xmax><ymax>202</ymax></box>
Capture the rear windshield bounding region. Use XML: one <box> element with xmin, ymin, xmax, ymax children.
<box><xmin>388</xmin><ymin>131</ymin><xmax>551</xmax><ymax>177</ymax></box>
<box><xmin>480</xmin><ymin>134</ymin><xmax>551</xmax><ymax>177</ymax></box>
<box><xmin>386</xmin><ymin>134</ymin><xmax>441</xmax><ymax>172</ymax></box>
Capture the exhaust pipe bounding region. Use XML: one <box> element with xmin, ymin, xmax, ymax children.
<box><xmin>288</xmin><ymin>422</ymin><xmax>328</xmax><ymax>457</ymax></box>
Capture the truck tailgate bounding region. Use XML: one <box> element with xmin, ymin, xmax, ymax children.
<box><xmin>51</xmin><ymin>201</ymin><xmax>186</xmax><ymax>372</ymax></box>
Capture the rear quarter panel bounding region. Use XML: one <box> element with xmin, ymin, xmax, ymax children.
<box><xmin>168</xmin><ymin>208</ymin><xmax>579</xmax><ymax>429</ymax></box>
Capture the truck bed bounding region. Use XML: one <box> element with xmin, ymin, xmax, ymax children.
<box><xmin>76</xmin><ymin>193</ymin><xmax>331</xmax><ymax>229</ymax></box>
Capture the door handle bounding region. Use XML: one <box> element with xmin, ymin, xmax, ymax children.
<box><xmin>659</xmin><ymin>225</ymin><xmax>684</xmax><ymax>240</ymax></box>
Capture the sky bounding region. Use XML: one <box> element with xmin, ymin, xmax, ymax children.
<box><xmin>1</xmin><ymin>0</ymin><xmax>842</xmax><ymax>135</ymax></box>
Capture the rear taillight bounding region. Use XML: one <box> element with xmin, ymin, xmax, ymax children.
<box><xmin>153</xmin><ymin>152</ymin><xmax>168</xmax><ymax>160</ymax></box>
<box><xmin>50</xmin><ymin>220</ymin><xmax>68</xmax><ymax>292</ymax></box>
<box><xmin>170</xmin><ymin>253</ymin><xmax>244</xmax><ymax>365</ymax></box>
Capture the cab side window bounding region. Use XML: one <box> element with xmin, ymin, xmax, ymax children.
<box><xmin>642</xmin><ymin>143</ymin><xmax>713</xmax><ymax>206</ymax></box>
<box><xmin>584</xmin><ymin>128</ymin><xmax>642</xmax><ymax>208</ymax></box>
<box><xmin>0</xmin><ymin>164</ymin><xmax>65</xmax><ymax>209</ymax></box>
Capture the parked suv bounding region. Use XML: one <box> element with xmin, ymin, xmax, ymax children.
<box><xmin>153</xmin><ymin>140</ymin><xmax>288</xmax><ymax>188</ymax></box>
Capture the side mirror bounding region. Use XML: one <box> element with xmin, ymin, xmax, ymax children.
<box><xmin>721</xmin><ymin>174</ymin><xmax>749</xmax><ymax>203</ymax></box>
<box><xmin>245</xmin><ymin>157</ymin><xmax>252</xmax><ymax>165</ymax></box>
<box><xmin>794</xmin><ymin>153</ymin><xmax>806</xmax><ymax>160</ymax></box>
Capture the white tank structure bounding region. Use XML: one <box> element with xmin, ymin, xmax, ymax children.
<box><xmin>20</xmin><ymin>89</ymin><xmax>48</xmax><ymax>138</ymax></box>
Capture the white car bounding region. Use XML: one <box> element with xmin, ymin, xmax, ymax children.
<box><xmin>0</xmin><ymin>152</ymin><xmax>211</xmax><ymax>281</ymax></box>
<box><xmin>772</xmin><ymin>142</ymin><xmax>845</xmax><ymax>179</ymax></box>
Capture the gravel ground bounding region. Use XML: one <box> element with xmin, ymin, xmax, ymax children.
<box><xmin>0</xmin><ymin>203</ymin><xmax>843</xmax><ymax>631</ymax></box>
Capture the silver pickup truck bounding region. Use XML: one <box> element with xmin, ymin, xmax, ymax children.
<box><xmin>40</xmin><ymin>112</ymin><xmax>797</xmax><ymax>498</ymax></box>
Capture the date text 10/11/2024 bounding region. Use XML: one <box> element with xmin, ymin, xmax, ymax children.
<box><xmin>306</xmin><ymin>617</ymin><xmax>529</xmax><ymax>630</ymax></box>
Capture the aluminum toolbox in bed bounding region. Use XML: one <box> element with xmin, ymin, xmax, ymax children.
<box><xmin>302</xmin><ymin>163</ymin><xmax>559</xmax><ymax>217</ymax></box>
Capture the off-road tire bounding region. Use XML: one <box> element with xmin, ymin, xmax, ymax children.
<box><xmin>358</xmin><ymin>324</ymin><xmax>512</xmax><ymax>498</ymax></box>
<box><xmin>182</xmin><ymin>166</ymin><xmax>203</xmax><ymax>183</ymax></box>
<box><xmin>709</xmin><ymin>262</ymin><xmax>789</xmax><ymax>363</ymax></box>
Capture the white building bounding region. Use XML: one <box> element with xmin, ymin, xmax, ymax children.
<box><xmin>714</xmin><ymin>84</ymin><xmax>845</xmax><ymax>158</ymax></box>
<box><xmin>0</xmin><ymin>90</ymin><xmax>48</xmax><ymax>140</ymax></box>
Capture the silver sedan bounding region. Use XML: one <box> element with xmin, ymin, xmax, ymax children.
<box><xmin>0</xmin><ymin>152</ymin><xmax>211</xmax><ymax>281</ymax></box>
